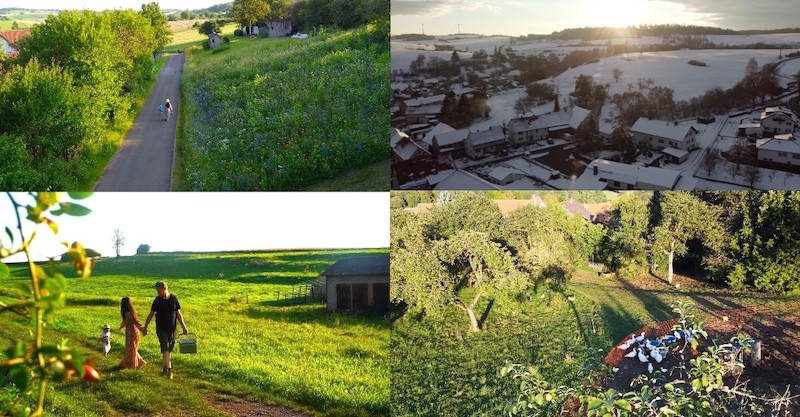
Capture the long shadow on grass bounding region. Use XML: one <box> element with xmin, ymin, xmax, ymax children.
<box><xmin>228</xmin><ymin>275</ymin><xmax>306</xmax><ymax>285</ymax></box>
<box><xmin>66</xmin><ymin>297</ymin><xmax>119</xmax><ymax>307</ymax></box>
<box><xmin>616</xmin><ymin>278</ymin><xmax>675</xmax><ymax>323</ymax></box>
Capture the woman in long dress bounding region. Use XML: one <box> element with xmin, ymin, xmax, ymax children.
<box><xmin>118</xmin><ymin>297</ymin><xmax>147</xmax><ymax>368</ymax></box>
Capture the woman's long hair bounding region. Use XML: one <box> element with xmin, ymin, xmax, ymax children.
<box><xmin>120</xmin><ymin>297</ymin><xmax>140</xmax><ymax>324</ymax></box>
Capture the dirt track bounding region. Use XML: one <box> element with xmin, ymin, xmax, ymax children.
<box><xmin>94</xmin><ymin>53</ymin><xmax>183</xmax><ymax>191</ymax></box>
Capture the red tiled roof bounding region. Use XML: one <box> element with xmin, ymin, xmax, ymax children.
<box><xmin>0</xmin><ymin>30</ymin><xmax>31</xmax><ymax>46</ymax></box>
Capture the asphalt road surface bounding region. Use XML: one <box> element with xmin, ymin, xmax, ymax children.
<box><xmin>94</xmin><ymin>53</ymin><xmax>184</xmax><ymax>191</ymax></box>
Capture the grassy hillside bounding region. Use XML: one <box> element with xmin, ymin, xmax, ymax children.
<box><xmin>177</xmin><ymin>24</ymin><xmax>389</xmax><ymax>190</ymax></box>
<box><xmin>1</xmin><ymin>249</ymin><xmax>389</xmax><ymax>417</ymax></box>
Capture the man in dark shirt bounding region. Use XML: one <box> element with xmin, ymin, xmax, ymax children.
<box><xmin>144</xmin><ymin>281</ymin><xmax>188</xmax><ymax>380</ymax></box>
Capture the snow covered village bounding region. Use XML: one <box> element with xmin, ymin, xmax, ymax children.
<box><xmin>391</xmin><ymin>28</ymin><xmax>800</xmax><ymax>190</ymax></box>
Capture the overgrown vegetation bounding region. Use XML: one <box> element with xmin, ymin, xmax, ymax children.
<box><xmin>0</xmin><ymin>7</ymin><xmax>171</xmax><ymax>189</ymax></box>
<box><xmin>179</xmin><ymin>22</ymin><xmax>389</xmax><ymax>190</ymax></box>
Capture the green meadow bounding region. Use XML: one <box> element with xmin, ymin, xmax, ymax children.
<box><xmin>1</xmin><ymin>250</ymin><xmax>389</xmax><ymax>417</ymax></box>
<box><xmin>176</xmin><ymin>24</ymin><xmax>390</xmax><ymax>191</ymax></box>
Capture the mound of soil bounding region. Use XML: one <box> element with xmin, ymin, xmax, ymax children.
<box><xmin>207</xmin><ymin>397</ymin><xmax>315</xmax><ymax>417</ymax></box>
<box><xmin>603</xmin><ymin>307</ymin><xmax>800</xmax><ymax>414</ymax></box>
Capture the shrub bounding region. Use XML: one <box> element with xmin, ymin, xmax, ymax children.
<box><xmin>136</xmin><ymin>244</ymin><xmax>151</xmax><ymax>254</ymax></box>
<box><xmin>234</xmin><ymin>28</ymin><xmax>243</xmax><ymax>36</ymax></box>
<box><xmin>223</xmin><ymin>36</ymin><xmax>230</xmax><ymax>44</ymax></box>
<box><xmin>688</xmin><ymin>59</ymin><xmax>707</xmax><ymax>67</ymax></box>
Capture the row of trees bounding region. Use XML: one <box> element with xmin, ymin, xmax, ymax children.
<box><xmin>227</xmin><ymin>0</ymin><xmax>387</xmax><ymax>33</ymax></box>
<box><xmin>438</xmin><ymin>91</ymin><xmax>490</xmax><ymax>128</ymax></box>
<box><xmin>0</xmin><ymin>4</ymin><xmax>170</xmax><ymax>189</ymax></box>
<box><xmin>391</xmin><ymin>191</ymin><xmax>800</xmax><ymax>332</ymax></box>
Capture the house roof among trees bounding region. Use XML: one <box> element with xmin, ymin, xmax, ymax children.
<box><xmin>321</xmin><ymin>254</ymin><xmax>389</xmax><ymax>277</ymax></box>
<box><xmin>631</xmin><ymin>118</ymin><xmax>697</xmax><ymax>142</ymax></box>
<box><xmin>757</xmin><ymin>134</ymin><xmax>800</xmax><ymax>153</ymax></box>
<box><xmin>0</xmin><ymin>30</ymin><xmax>31</xmax><ymax>46</ymax></box>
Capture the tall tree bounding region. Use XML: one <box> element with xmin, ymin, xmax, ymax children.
<box><xmin>651</xmin><ymin>192</ymin><xmax>722</xmax><ymax>284</ymax></box>
<box><xmin>612</xmin><ymin>67</ymin><xmax>623</xmax><ymax>83</ymax></box>
<box><xmin>139</xmin><ymin>2</ymin><xmax>172</xmax><ymax>57</ymax></box>
<box><xmin>112</xmin><ymin>228</ymin><xmax>126</xmax><ymax>257</ymax></box>
<box><xmin>232</xmin><ymin>0</ymin><xmax>271</xmax><ymax>34</ymax></box>
<box><xmin>607</xmin><ymin>192</ymin><xmax>651</xmax><ymax>274</ymax></box>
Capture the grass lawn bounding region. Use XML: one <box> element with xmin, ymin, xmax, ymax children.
<box><xmin>1</xmin><ymin>249</ymin><xmax>389</xmax><ymax>417</ymax></box>
<box><xmin>166</xmin><ymin>23</ymin><xmax>239</xmax><ymax>52</ymax></box>
<box><xmin>305</xmin><ymin>159</ymin><xmax>390</xmax><ymax>191</ymax></box>
<box><xmin>391</xmin><ymin>267</ymin><xmax>800</xmax><ymax>416</ymax></box>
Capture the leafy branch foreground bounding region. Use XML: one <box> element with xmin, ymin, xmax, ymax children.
<box><xmin>502</xmin><ymin>303</ymin><xmax>798</xmax><ymax>417</ymax></box>
<box><xmin>1</xmin><ymin>192</ymin><xmax>97</xmax><ymax>417</ymax></box>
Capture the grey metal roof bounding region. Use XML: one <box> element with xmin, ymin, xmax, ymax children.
<box><xmin>321</xmin><ymin>254</ymin><xmax>389</xmax><ymax>277</ymax></box>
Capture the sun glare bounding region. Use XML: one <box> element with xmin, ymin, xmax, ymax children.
<box><xmin>588</xmin><ymin>0</ymin><xmax>654</xmax><ymax>28</ymax></box>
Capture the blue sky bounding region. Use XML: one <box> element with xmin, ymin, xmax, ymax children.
<box><xmin>0</xmin><ymin>0</ymin><xmax>224</xmax><ymax>11</ymax></box>
<box><xmin>391</xmin><ymin>0</ymin><xmax>799</xmax><ymax>35</ymax></box>
<box><xmin>1</xmin><ymin>192</ymin><xmax>389</xmax><ymax>262</ymax></box>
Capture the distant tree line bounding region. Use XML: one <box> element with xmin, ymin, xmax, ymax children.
<box><xmin>391</xmin><ymin>190</ymin><xmax>800</xmax><ymax>331</ymax></box>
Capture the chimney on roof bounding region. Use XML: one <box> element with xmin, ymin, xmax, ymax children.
<box><xmin>593</xmin><ymin>165</ymin><xmax>598</xmax><ymax>175</ymax></box>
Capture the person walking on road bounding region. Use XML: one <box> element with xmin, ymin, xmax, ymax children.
<box><xmin>164</xmin><ymin>98</ymin><xmax>173</xmax><ymax>121</ymax></box>
<box><xmin>143</xmin><ymin>281</ymin><xmax>188</xmax><ymax>380</ymax></box>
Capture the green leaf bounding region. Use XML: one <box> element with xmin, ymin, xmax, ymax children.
<box><xmin>691</xmin><ymin>378</ymin><xmax>702</xmax><ymax>392</ymax></box>
<box><xmin>67</xmin><ymin>192</ymin><xmax>93</xmax><ymax>200</ymax></box>
<box><xmin>4</xmin><ymin>226</ymin><xmax>13</xmax><ymax>244</ymax></box>
<box><xmin>0</xmin><ymin>262</ymin><xmax>9</xmax><ymax>278</ymax></box>
<box><xmin>614</xmin><ymin>399</ymin><xmax>631</xmax><ymax>411</ymax></box>
<box><xmin>53</xmin><ymin>202</ymin><xmax>91</xmax><ymax>217</ymax></box>
<box><xmin>587</xmin><ymin>398</ymin><xmax>604</xmax><ymax>411</ymax></box>
<box><xmin>8</xmin><ymin>365</ymin><xmax>30</xmax><ymax>391</ymax></box>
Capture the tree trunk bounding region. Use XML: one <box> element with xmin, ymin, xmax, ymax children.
<box><xmin>466</xmin><ymin>307</ymin><xmax>480</xmax><ymax>332</ymax></box>
<box><xmin>667</xmin><ymin>250</ymin><xmax>674</xmax><ymax>284</ymax></box>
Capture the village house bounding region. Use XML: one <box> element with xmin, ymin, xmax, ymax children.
<box><xmin>756</xmin><ymin>132</ymin><xmax>800</xmax><ymax>165</ymax></box>
<box><xmin>760</xmin><ymin>107</ymin><xmax>798</xmax><ymax>136</ymax></box>
<box><xmin>573</xmin><ymin>159</ymin><xmax>682</xmax><ymax>190</ymax></box>
<box><xmin>320</xmin><ymin>254</ymin><xmax>389</xmax><ymax>314</ymax></box>
<box><xmin>465</xmin><ymin>126</ymin><xmax>507</xmax><ymax>159</ymax></box>
<box><xmin>430</xmin><ymin>127</ymin><xmax>470</xmax><ymax>158</ymax></box>
<box><xmin>630</xmin><ymin>118</ymin><xmax>698</xmax><ymax>155</ymax></box>
<box><xmin>400</xmin><ymin>94</ymin><xmax>446</xmax><ymax>124</ymax></box>
<box><xmin>392</xmin><ymin>128</ymin><xmax>437</xmax><ymax>185</ymax></box>
<box><xmin>506</xmin><ymin>107</ymin><xmax>590</xmax><ymax>146</ymax></box>
<box><xmin>0</xmin><ymin>30</ymin><xmax>31</xmax><ymax>57</ymax></box>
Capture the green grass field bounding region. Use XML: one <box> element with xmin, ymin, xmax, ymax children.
<box><xmin>176</xmin><ymin>25</ymin><xmax>389</xmax><ymax>190</ymax></box>
<box><xmin>391</xmin><ymin>268</ymin><xmax>800</xmax><ymax>416</ymax></box>
<box><xmin>1</xmin><ymin>249</ymin><xmax>389</xmax><ymax>417</ymax></box>
<box><xmin>166</xmin><ymin>23</ymin><xmax>239</xmax><ymax>52</ymax></box>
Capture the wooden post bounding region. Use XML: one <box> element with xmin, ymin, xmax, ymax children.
<box><xmin>750</xmin><ymin>339</ymin><xmax>762</xmax><ymax>367</ymax></box>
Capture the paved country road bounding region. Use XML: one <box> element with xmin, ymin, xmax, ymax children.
<box><xmin>94</xmin><ymin>53</ymin><xmax>184</xmax><ymax>191</ymax></box>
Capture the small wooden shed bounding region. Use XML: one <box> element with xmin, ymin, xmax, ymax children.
<box><xmin>321</xmin><ymin>254</ymin><xmax>389</xmax><ymax>314</ymax></box>
<box><xmin>209</xmin><ymin>32</ymin><xmax>222</xmax><ymax>49</ymax></box>
<box><xmin>267</xmin><ymin>20</ymin><xmax>292</xmax><ymax>37</ymax></box>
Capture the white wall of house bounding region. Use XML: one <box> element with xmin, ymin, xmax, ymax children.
<box><xmin>633</xmin><ymin>132</ymin><xmax>695</xmax><ymax>151</ymax></box>
<box><xmin>758</xmin><ymin>148</ymin><xmax>800</xmax><ymax>165</ymax></box>
<box><xmin>761</xmin><ymin>114</ymin><xmax>796</xmax><ymax>135</ymax></box>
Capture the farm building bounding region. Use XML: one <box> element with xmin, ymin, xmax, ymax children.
<box><xmin>266</xmin><ymin>20</ymin><xmax>292</xmax><ymax>37</ymax></box>
<box><xmin>0</xmin><ymin>30</ymin><xmax>31</xmax><ymax>57</ymax></box>
<box><xmin>208</xmin><ymin>32</ymin><xmax>222</xmax><ymax>49</ymax></box>
<box><xmin>756</xmin><ymin>133</ymin><xmax>800</xmax><ymax>165</ymax></box>
<box><xmin>321</xmin><ymin>254</ymin><xmax>389</xmax><ymax>314</ymax></box>
<box><xmin>630</xmin><ymin>118</ymin><xmax>698</xmax><ymax>152</ymax></box>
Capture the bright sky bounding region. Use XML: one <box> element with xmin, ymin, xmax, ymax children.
<box><xmin>0</xmin><ymin>0</ymin><xmax>223</xmax><ymax>11</ymax></box>
<box><xmin>1</xmin><ymin>192</ymin><xmax>389</xmax><ymax>262</ymax></box>
<box><xmin>391</xmin><ymin>0</ymin><xmax>799</xmax><ymax>36</ymax></box>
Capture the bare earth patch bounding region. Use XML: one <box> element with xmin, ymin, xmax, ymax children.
<box><xmin>207</xmin><ymin>397</ymin><xmax>316</xmax><ymax>417</ymax></box>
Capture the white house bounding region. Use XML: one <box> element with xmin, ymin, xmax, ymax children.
<box><xmin>757</xmin><ymin>133</ymin><xmax>800</xmax><ymax>165</ymax></box>
<box><xmin>630</xmin><ymin>118</ymin><xmax>698</xmax><ymax>151</ymax></box>
<box><xmin>431</xmin><ymin>128</ymin><xmax>470</xmax><ymax>157</ymax></box>
<box><xmin>760</xmin><ymin>108</ymin><xmax>797</xmax><ymax>136</ymax></box>
<box><xmin>208</xmin><ymin>32</ymin><xmax>222</xmax><ymax>49</ymax></box>
<box><xmin>573</xmin><ymin>159</ymin><xmax>682</xmax><ymax>190</ymax></box>
<box><xmin>465</xmin><ymin>126</ymin><xmax>506</xmax><ymax>159</ymax></box>
<box><xmin>487</xmin><ymin>166</ymin><xmax>526</xmax><ymax>185</ymax></box>
<box><xmin>506</xmin><ymin>107</ymin><xmax>590</xmax><ymax>145</ymax></box>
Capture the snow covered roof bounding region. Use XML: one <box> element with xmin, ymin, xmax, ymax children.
<box><xmin>631</xmin><ymin>118</ymin><xmax>697</xmax><ymax>142</ymax></box>
<box><xmin>569</xmin><ymin>106</ymin><xmax>591</xmax><ymax>129</ymax></box>
<box><xmin>432</xmin><ymin>128</ymin><xmax>470</xmax><ymax>147</ymax></box>
<box><xmin>574</xmin><ymin>159</ymin><xmax>681</xmax><ymax>190</ymax></box>
<box><xmin>468</xmin><ymin>126</ymin><xmax>506</xmax><ymax>147</ymax></box>
<box><xmin>502</xmin><ymin>157</ymin><xmax>559</xmax><ymax>181</ymax></box>
<box><xmin>503</xmin><ymin>177</ymin><xmax>540</xmax><ymax>190</ymax></box>
<box><xmin>391</xmin><ymin>128</ymin><xmax>409</xmax><ymax>148</ymax></box>
<box><xmin>488</xmin><ymin>166</ymin><xmax>521</xmax><ymax>183</ymax></box>
<box><xmin>403</xmin><ymin>94</ymin><xmax>446</xmax><ymax>108</ymax></box>
<box><xmin>760</xmin><ymin>111</ymin><xmax>799</xmax><ymax>125</ymax></box>
<box><xmin>422</xmin><ymin>122</ymin><xmax>455</xmax><ymax>146</ymax></box>
<box><xmin>757</xmin><ymin>136</ymin><xmax>800</xmax><ymax>154</ymax></box>
<box><xmin>662</xmin><ymin>147</ymin><xmax>688</xmax><ymax>159</ymax></box>
<box><xmin>429</xmin><ymin>170</ymin><xmax>498</xmax><ymax>190</ymax></box>
<box><xmin>405</xmin><ymin>103</ymin><xmax>442</xmax><ymax>116</ymax></box>
<box><xmin>393</xmin><ymin>137</ymin><xmax>430</xmax><ymax>161</ymax></box>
